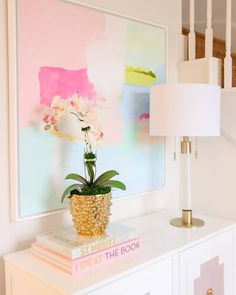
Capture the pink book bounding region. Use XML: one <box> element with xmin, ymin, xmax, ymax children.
<box><xmin>32</xmin><ymin>238</ymin><xmax>141</xmax><ymax>275</ymax></box>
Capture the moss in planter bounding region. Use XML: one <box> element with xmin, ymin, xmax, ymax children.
<box><xmin>70</xmin><ymin>186</ymin><xmax>111</xmax><ymax>196</ymax></box>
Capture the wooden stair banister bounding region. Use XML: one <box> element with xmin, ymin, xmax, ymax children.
<box><xmin>188</xmin><ymin>0</ymin><xmax>196</xmax><ymax>60</ymax></box>
<box><xmin>205</xmin><ymin>0</ymin><xmax>213</xmax><ymax>58</ymax></box>
<box><xmin>224</xmin><ymin>0</ymin><xmax>232</xmax><ymax>88</ymax></box>
<box><xmin>182</xmin><ymin>27</ymin><xmax>236</xmax><ymax>88</ymax></box>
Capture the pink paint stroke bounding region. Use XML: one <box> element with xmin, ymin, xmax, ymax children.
<box><xmin>39</xmin><ymin>67</ymin><xmax>97</xmax><ymax>106</ymax></box>
<box><xmin>140</xmin><ymin>113</ymin><xmax>150</xmax><ymax>120</ymax></box>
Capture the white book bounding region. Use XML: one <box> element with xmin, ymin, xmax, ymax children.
<box><xmin>36</xmin><ymin>223</ymin><xmax>137</xmax><ymax>259</ymax></box>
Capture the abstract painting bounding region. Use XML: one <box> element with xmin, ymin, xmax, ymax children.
<box><xmin>9</xmin><ymin>0</ymin><xmax>166</xmax><ymax>219</ymax></box>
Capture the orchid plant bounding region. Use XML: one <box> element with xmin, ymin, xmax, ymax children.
<box><xmin>43</xmin><ymin>94</ymin><xmax>126</xmax><ymax>203</ymax></box>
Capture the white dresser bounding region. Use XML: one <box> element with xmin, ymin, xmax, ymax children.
<box><xmin>4</xmin><ymin>211</ymin><xmax>236</xmax><ymax>295</ymax></box>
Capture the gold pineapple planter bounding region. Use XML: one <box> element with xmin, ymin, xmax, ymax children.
<box><xmin>70</xmin><ymin>192</ymin><xmax>112</xmax><ymax>236</ymax></box>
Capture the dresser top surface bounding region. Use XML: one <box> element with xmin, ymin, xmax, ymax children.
<box><xmin>4</xmin><ymin>210</ymin><xmax>235</xmax><ymax>294</ymax></box>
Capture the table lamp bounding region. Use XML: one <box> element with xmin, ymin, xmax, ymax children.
<box><xmin>149</xmin><ymin>84</ymin><xmax>220</xmax><ymax>228</ymax></box>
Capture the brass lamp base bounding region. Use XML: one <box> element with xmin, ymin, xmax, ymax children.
<box><xmin>170</xmin><ymin>210</ymin><xmax>205</xmax><ymax>228</ymax></box>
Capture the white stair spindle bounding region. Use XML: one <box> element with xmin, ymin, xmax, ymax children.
<box><xmin>224</xmin><ymin>0</ymin><xmax>232</xmax><ymax>88</ymax></box>
<box><xmin>205</xmin><ymin>0</ymin><xmax>213</xmax><ymax>58</ymax></box>
<box><xmin>188</xmin><ymin>0</ymin><xmax>196</xmax><ymax>60</ymax></box>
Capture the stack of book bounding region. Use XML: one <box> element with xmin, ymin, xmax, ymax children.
<box><xmin>31</xmin><ymin>223</ymin><xmax>141</xmax><ymax>275</ymax></box>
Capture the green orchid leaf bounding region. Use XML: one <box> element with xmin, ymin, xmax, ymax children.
<box><xmin>101</xmin><ymin>180</ymin><xmax>126</xmax><ymax>190</ymax></box>
<box><xmin>65</xmin><ymin>173</ymin><xmax>88</xmax><ymax>185</ymax></box>
<box><xmin>94</xmin><ymin>170</ymin><xmax>119</xmax><ymax>186</ymax></box>
<box><xmin>61</xmin><ymin>184</ymin><xmax>82</xmax><ymax>203</ymax></box>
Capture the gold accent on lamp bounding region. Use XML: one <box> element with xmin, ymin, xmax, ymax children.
<box><xmin>181</xmin><ymin>136</ymin><xmax>191</xmax><ymax>154</ymax></box>
<box><xmin>170</xmin><ymin>209</ymin><xmax>204</xmax><ymax>228</ymax></box>
<box><xmin>206</xmin><ymin>288</ymin><xmax>214</xmax><ymax>295</ymax></box>
<box><xmin>149</xmin><ymin>84</ymin><xmax>221</xmax><ymax>228</ymax></box>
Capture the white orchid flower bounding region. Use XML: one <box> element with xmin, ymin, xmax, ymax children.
<box><xmin>44</xmin><ymin>94</ymin><xmax>104</xmax><ymax>148</ymax></box>
<box><xmin>86</xmin><ymin>128</ymin><xmax>103</xmax><ymax>149</ymax></box>
<box><xmin>51</xmin><ymin>95</ymin><xmax>68</xmax><ymax>117</ymax></box>
<box><xmin>51</xmin><ymin>95</ymin><xmax>61</xmax><ymax>108</ymax></box>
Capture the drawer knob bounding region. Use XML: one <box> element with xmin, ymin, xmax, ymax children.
<box><xmin>206</xmin><ymin>288</ymin><xmax>214</xmax><ymax>295</ymax></box>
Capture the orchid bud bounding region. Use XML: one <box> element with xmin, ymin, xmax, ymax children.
<box><xmin>43</xmin><ymin>114</ymin><xmax>50</xmax><ymax>123</ymax></box>
<box><xmin>44</xmin><ymin>124</ymin><xmax>50</xmax><ymax>130</ymax></box>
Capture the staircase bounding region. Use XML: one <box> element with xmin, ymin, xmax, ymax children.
<box><xmin>180</xmin><ymin>0</ymin><xmax>236</xmax><ymax>145</ymax></box>
<box><xmin>182</xmin><ymin>28</ymin><xmax>236</xmax><ymax>88</ymax></box>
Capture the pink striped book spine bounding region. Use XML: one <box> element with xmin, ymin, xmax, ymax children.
<box><xmin>32</xmin><ymin>253</ymin><xmax>72</xmax><ymax>274</ymax></box>
<box><xmin>32</xmin><ymin>237</ymin><xmax>141</xmax><ymax>275</ymax></box>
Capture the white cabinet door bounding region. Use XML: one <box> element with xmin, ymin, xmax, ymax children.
<box><xmin>233</xmin><ymin>227</ymin><xmax>236</xmax><ymax>295</ymax></box>
<box><xmin>5</xmin><ymin>262</ymin><xmax>62</xmax><ymax>295</ymax></box>
<box><xmin>89</xmin><ymin>257</ymin><xmax>173</xmax><ymax>295</ymax></box>
<box><xmin>179</xmin><ymin>230</ymin><xmax>233</xmax><ymax>295</ymax></box>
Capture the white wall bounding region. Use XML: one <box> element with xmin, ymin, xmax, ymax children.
<box><xmin>191</xmin><ymin>88</ymin><xmax>236</xmax><ymax>220</ymax></box>
<box><xmin>0</xmin><ymin>0</ymin><xmax>182</xmax><ymax>293</ymax></box>
<box><xmin>192</xmin><ymin>135</ymin><xmax>236</xmax><ymax>220</ymax></box>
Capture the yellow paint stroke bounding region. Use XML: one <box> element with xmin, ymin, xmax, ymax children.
<box><xmin>51</xmin><ymin>129</ymin><xmax>80</xmax><ymax>141</ymax></box>
<box><xmin>125</xmin><ymin>66</ymin><xmax>157</xmax><ymax>86</ymax></box>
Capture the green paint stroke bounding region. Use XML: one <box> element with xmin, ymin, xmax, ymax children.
<box><xmin>125</xmin><ymin>66</ymin><xmax>157</xmax><ymax>86</ymax></box>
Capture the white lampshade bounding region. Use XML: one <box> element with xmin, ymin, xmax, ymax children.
<box><xmin>149</xmin><ymin>84</ymin><xmax>221</xmax><ymax>137</ymax></box>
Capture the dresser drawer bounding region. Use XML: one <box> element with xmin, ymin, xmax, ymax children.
<box><xmin>89</xmin><ymin>257</ymin><xmax>173</xmax><ymax>295</ymax></box>
<box><xmin>179</xmin><ymin>230</ymin><xmax>233</xmax><ymax>295</ymax></box>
